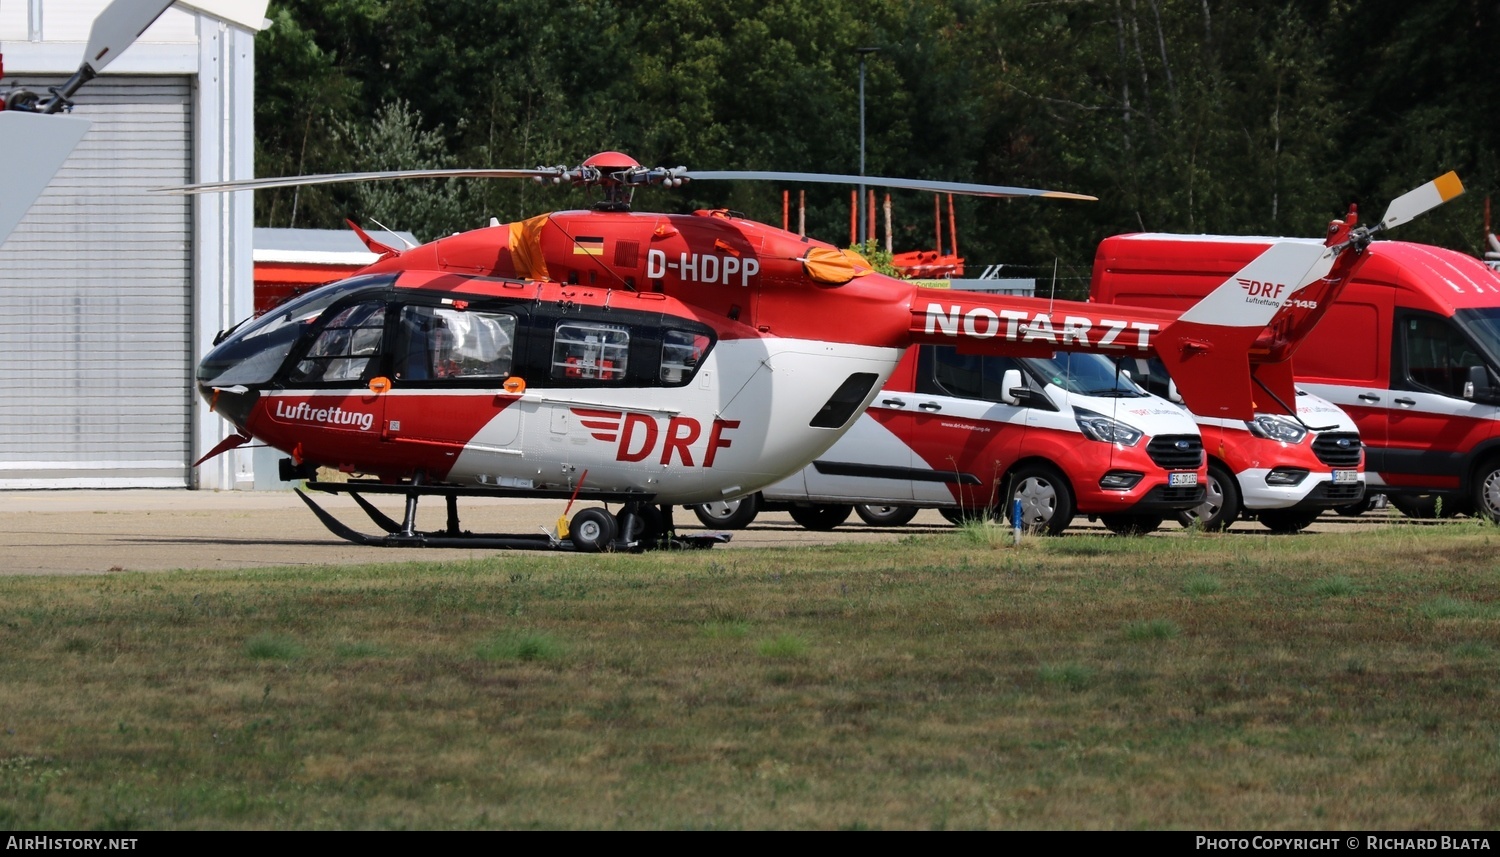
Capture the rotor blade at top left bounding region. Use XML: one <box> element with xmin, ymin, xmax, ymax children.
<box><xmin>156</xmin><ymin>168</ymin><xmax>567</xmax><ymax>195</ymax></box>
<box><xmin>0</xmin><ymin>112</ymin><xmax>92</xmax><ymax>248</ymax></box>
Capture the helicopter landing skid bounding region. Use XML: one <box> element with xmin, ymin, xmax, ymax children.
<box><xmin>293</xmin><ymin>485</ymin><xmax>729</xmax><ymax>551</ymax></box>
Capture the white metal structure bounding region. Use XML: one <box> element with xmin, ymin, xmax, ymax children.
<box><xmin>0</xmin><ymin>1</ymin><xmax>265</xmax><ymax>488</ymax></box>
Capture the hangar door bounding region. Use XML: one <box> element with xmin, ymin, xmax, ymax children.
<box><xmin>0</xmin><ymin>77</ymin><xmax>192</xmax><ymax>488</ymax></box>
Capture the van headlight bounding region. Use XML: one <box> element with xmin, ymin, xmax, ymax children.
<box><xmin>1074</xmin><ymin>407</ymin><xmax>1143</xmax><ymax>446</ymax></box>
<box><xmin>1246</xmin><ymin>415</ymin><xmax>1308</xmax><ymax>444</ymax></box>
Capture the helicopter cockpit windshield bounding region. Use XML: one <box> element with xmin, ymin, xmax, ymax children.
<box><xmin>198</xmin><ymin>274</ymin><xmax>396</xmax><ymax>389</ymax></box>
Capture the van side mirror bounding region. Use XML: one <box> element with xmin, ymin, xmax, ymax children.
<box><xmin>1001</xmin><ymin>368</ymin><xmax>1029</xmax><ymax>405</ymax></box>
<box><xmin>1464</xmin><ymin>365</ymin><xmax>1500</xmax><ymax>404</ymax></box>
<box><xmin>1167</xmin><ymin>379</ymin><xmax>1184</xmax><ymax>405</ymax></box>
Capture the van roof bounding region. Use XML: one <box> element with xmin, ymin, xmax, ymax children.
<box><xmin>1097</xmin><ymin>234</ymin><xmax>1500</xmax><ymax>314</ymax></box>
<box><xmin>1358</xmin><ymin>241</ymin><xmax>1500</xmax><ymax>313</ymax></box>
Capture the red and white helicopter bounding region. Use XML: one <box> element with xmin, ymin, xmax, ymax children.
<box><xmin>7</xmin><ymin>2</ymin><xmax>1459</xmax><ymax>552</ymax></box>
<box><xmin>176</xmin><ymin>157</ymin><xmax>1459</xmax><ymax>551</ymax></box>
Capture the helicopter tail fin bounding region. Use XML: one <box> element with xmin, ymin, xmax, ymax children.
<box><xmin>346</xmin><ymin>219</ymin><xmax>403</xmax><ymax>260</ymax></box>
<box><xmin>1156</xmin><ymin>240</ymin><xmax>1332</xmax><ymax>421</ymax></box>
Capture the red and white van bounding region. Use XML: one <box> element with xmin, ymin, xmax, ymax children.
<box><xmin>1093</xmin><ymin>234</ymin><xmax>1500</xmax><ymax>521</ymax></box>
<box><xmin>692</xmin><ymin>344</ymin><xmax>1207</xmax><ymax>535</ymax></box>
<box><xmin>1116</xmin><ymin>356</ymin><xmax>1365</xmax><ymax>532</ymax></box>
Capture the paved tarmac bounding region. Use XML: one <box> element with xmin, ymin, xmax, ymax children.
<box><xmin>0</xmin><ymin>489</ymin><xmax>1400</xmax><ymax>575</ymax></box>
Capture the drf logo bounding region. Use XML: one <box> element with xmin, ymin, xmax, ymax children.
<box><xmin>573</xmin><ymin>408</ymin><xmax>739</xmax><ymax>466</ymax></box>
<box><xmin>1237</xmin><ymin>278</ymin><xmax>1288</xmax><ymax>299</ymax></box>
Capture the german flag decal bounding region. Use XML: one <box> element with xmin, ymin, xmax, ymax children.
<box><xmin>573</xmin><ymin>236</ymin><xmax>605</xmax><ymax>256</ymax></box>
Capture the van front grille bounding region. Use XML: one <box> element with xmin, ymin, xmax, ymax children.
<box><xmin>1147</xmin><ymin>434</ymin><xmax>1204</xmax><ymax>470</ymax></box>
<box><xmin>1312</xmin><ymin>433</ymin><xmax>1362</xmax><ymax>467</ymax></box>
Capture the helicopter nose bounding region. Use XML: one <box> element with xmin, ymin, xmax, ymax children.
<box><xmin>199</xmin><ymin>383</ymin><xmax>258</xmax><ymax>430</ymax></box>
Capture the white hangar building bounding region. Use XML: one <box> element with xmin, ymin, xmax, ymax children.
<box><xmin>0</xmin><ymin>0</ymin><xmax>266</xmax><ymax>490</ymax></box>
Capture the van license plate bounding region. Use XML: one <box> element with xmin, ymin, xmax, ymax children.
<box><xmin>1332</xmin><ymin>470</ymin><xmax>1359</xmax><ymax>484</ymax></box>
<box><xmin>1169</xmin><ymin>472</ymin><xmax>1198</xmax><ymax>487</ymax></box>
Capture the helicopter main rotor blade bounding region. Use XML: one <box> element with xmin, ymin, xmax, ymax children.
<box><xmin>157</xmin><ymin>168</ymin><xmax>562</xmax><ymax>195</ymax></box>
<box><xmin>0</xmin><ymin>112</ymin><xmax>92</xmax><ymax>248</ymax></box>
<box><xmin>681</xmin><ymin>169</ymin><xmax>1097</xmax><ymax>201</ymax></box>
<box><xmin>1377</xmin><ymin>171</ymin><xmax>1464</xmax><ymax>232</ymax></box>
<box><xmin>156</xmin><ymin>159</ymin><xmax>1095</xmax><ymax>201</ymax></box>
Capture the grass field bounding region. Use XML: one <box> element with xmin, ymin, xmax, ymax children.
<box><xmin>1</xmin><ymin>519</ymin><xmax>1497</xmax><ymax>830</ymax></box>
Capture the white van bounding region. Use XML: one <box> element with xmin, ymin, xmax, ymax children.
<box><xmin>1117</xmin><ymin>357</ymin><xmax>1365</xmax><ymax>531</ymax></box>
<box><xmin>693</xmin><ymin>344</ymin><xmax>1206</xmax><ymax>535</ymax></box>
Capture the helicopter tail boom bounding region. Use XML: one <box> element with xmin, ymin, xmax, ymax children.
<box><xmin>907</xmin><ymin>238</ymin><xmax>1339</xmax><ymax>419</ymax></box>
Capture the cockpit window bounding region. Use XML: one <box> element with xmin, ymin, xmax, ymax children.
<box><xmin>197</xmin><ymin>275</ymin><xmax>392</xmax><ymax>388</ymax></box>
<box><xmin>289</xmin><ymin>302</ymin><xmax>387</xmax><ymax>385</ymax></box>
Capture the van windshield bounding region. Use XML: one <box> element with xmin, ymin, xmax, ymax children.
<box><xmin>1033</xmin><ymin>351</ymin><xmax>1146</xmax><ymax>397</ymax></box>
<box><xmin>1455</xmin><ymin>308</ymin><xmax>1500</xmax><ymax>369</ymax></box>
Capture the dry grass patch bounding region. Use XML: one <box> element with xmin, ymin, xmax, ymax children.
<box><xmin>0</xmin><ymin>526</ymin><xmax>1497</xmax><ymax>828</ymax></box>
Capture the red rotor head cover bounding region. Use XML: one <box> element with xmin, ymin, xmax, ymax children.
<box><xmin>582</xmin><ymin>151</ymin><xmax>641</xmax><ymax>175</ymax></box>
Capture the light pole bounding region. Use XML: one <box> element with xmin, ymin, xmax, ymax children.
<box><xmin>856</xmin><ymin>46</ymin><xmax>880</xmax><ymax>246</ymax></box>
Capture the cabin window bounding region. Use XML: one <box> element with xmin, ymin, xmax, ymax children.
<box><xmin>920</xmin><ymin>346</ymin><xmax>1021</xmax><ymax>401</ymax></box>
<box><xmin>1117</xmin><ymin>357</ymin><xmax>1174</xmax><ymax>399</ymax></box>
<box><xmin>289</xmin><ymin>302</ymin><xmax>387</xmax><ymax>384</ymax></box>
<box><xmin>661</xmin><ymin>329</ymin><xmax>711</xmax><ymax>385</ymax></box>
<box><xmin>552</xmin><ymin>321</ymin><xmax>630</xmax><ymax>382</ymax></box>
<box><xmin>1402</xmin><ymin>315</ymin><xmax>1484</xmax><ymax>398</ymax></box>
<box><xmin>395</xmin><ymin>306</ymin><xmax>516</xmax><ymax>382</ymax></box>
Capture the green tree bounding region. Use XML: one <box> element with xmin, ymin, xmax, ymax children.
<box><xmin>334</xmin><ymin>99</ymin><xmax>468</xmax><ymax>241</ymax></box>
<box><xmin>250</xmin><ymin>0</ymin><xmax>1496</xmax><ymax>267</ymax></box>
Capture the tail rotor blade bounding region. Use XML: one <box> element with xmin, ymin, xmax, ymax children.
<box><xmin>1378</xmin><ymin>171</ymin><xmax>1464</xmax><ymax>231</ymax></box>
<box><xmin>84</xmin><ymin>0</ymin><xmax>175</xmax><ymax>75</ymax></box>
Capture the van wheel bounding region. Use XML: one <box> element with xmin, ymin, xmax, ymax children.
<box><xmin>940</xmin><ymin>506</ymin><xmax>997</xmax><ymax>525</ymax></box>
<box><xmin>1005</xmin><ymin>464</ymin><xmax>1075</xmax><ymax>535</ymax></box>
<box><xmin>855</xmin><ymin>504</ymin><xmax>919</xmax><ymax>526</ymax></box>
<box><xmin>1388</xmin><ymin>493</ymin><xmax>1469</xmax><ymax>520</ymax></box>
<box><xmin>1176</xmin><ymin>462</ymin><xmax>1240</xmax><ymax>531</ymax></box>
<box><xmin>1472</xmin><ymin>461</ymin><xmax>1500</xmax><ymax>523</ymax></box>
<box><xmin>692</xmin><ymin>494</ymin><xmax>760</xmax><ymax>529</ymax></box>
<box><xmin>1255</xmin><ymin>509</ymin><xmax>1322</xmax><ymax>533</ymax></box>
<box><xmin>1100</xmin><ymin>514</ymin><xmax>1163</xmax><ymax>535</ymax></box>
<box><xmin>788</xmin><ymin>503</ymin><xmax>853</xmax><ymax>531</ymax></box>
<box><xmin>1388</xmin><ymin>494</ymin><xmax>1439</xmax><ymax>519</ymax></box>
